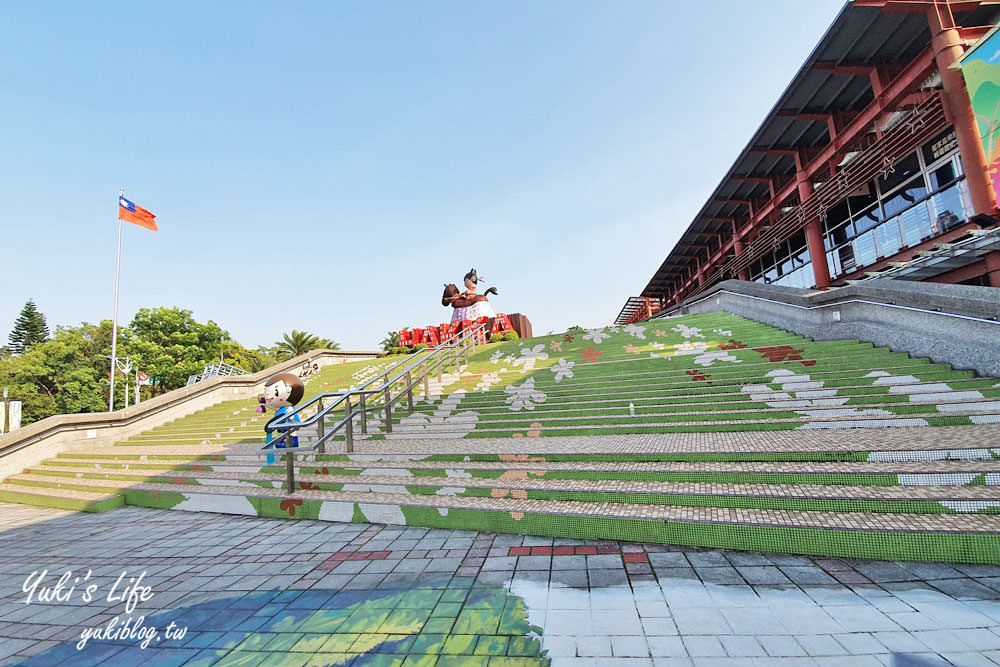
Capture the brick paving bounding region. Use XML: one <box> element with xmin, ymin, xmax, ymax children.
<box><xmin>4</xmin><ymin>501</ymin><xmax>1000</xmax><ymax>665</ymax></box>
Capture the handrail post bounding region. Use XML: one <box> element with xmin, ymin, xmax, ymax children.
<box><xmin>384</xmin><ymin>387</ymin><xmax>393</xmax><ymax>433</ymax></box>
<box><xmin>316</xmin><ymin>399</ymin><xmax>325</xmax><ymax>445</ymax></box>
<box><xmin>345</xmin><ymin>396</ymin><xmax>354</xmax><ymax>453</ymax></box>
<box><xmin>286</xmin><ymin>450</ymin><xmax>295</xmax><ymax>494</ymax></box>
<box><xmin>405</xmin><ymin>371</ymin><xmax>414</xmax><ymax>412</ymax></box>
<box><xmin>423</xmin><ymin>373</ymin><xmax>430</xmax><ymax>398</ymax></box>
<box><xmin>437</xmin><ymin>363</ymin><xmax>443</xmax><ymax>383</ymax></box>
<box><xmin>360</xmin><ymin>393</ymin><xmax>367</xmax><ymax>434</ymax></box>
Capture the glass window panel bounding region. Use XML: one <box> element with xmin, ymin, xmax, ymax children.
<box><xmin>853</xmin><ymin>231</ymin><xmax>878</xmax><ymax>267</ymax></box>
<box><xmin>878</xmin><ymin>153</ymin><xmax>921</xmax><ymax>194</ymax></box>
<box><xmin>875</xmin><ymin>219</ymin><xmax>903</xmax><ymax>258</ymax></box>
<box><xmin>838</xmin><ymin>245</ymin><xmax>856</xmax><ymax>274</ymax></box>
<box><xmin>847</xmin><ymin>183</ymin><xmax>877</xmax><ymax>216</ymax></box>
<box><xmin>881</xmin><ymin>177</ymin><xmax>927</xmax><ymax>218</ymax></box>
<box><xmin>853</xmin><ymin>204</ymin><xmax>882</xmax><ymax>234</ymax></box>
<box><xmin>930</xmin><ymin>184</ymin><xmax>969</xmax><ymax>233</ymax></box>
<box><xmin>824</xmin><ymin>201</ymin><xmax>851</xmax><ymax>231</ymax></box>
<box><xmin>780</xmin><ymin>258</ymin><xmax>794</xmax><ymax>276</ymax></box>
<box><xmin>900</xmin><ymin>201</ymin><xmax>932</xmax><ymax>247</ymax></box>
<box><xmin>929</xmin><ymin>161</ymin><xmax>958</xmax><ymax>191</ymax></box>
<box><xmin>765</xmin><ymin>266</ymin><xmax>779</xmax><ymax>283</ymax></box>
<box><xmin>827</xmin><ymin>251</ymin><xmax>840</xmax><ymax>279</ymax></box>
<box><xmin>796</xmin><ymin>263</ymin><xmax>813</xmax><ymax>289</ymax></box>
<box><xmin>827</xmin><ymin>220</ymin><xmax>852</xmax><ymax>247</ymax></box>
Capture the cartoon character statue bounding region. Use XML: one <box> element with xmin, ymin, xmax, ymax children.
<box><xmin>441</xmin><ymin>268</ymin><xmax>499</xmax><ymax>323</ymax></box>
<box><xmin>262</xmin><ymin>372</ymin><xmax>304</xmax><ymax>449</ymax></box>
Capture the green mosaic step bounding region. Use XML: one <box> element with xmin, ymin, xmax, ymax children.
<box><xmin>111</xmin><ymin>481</ymin><xmax>1000</xmax><ymax>564</ymax></box>
<box><xmin>0</xmin><ymin>482</ymin><xmax>123</xmax><ymax>512</ymax></box>
<box><xmin>38</xmin><ymin>456</ymin><xmax>1000</xmax><ymax>486</ymax></box>
<box><xmin>15</xmin><ymin>468</ymin><xmax>1000</xmax><ymax>516</ymax></box>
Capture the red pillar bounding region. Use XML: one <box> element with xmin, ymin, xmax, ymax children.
<box><xmin>798</xmin><ymin>177</ymin><xmax>832</xmax><ymax>288</ymax></box>
<box><xmin>986</xmin><ymin>251</ymin><xmax>1000</xmax><ymax>288</ymax></box>
<box><xmin>732</xmin><ymin>221</ymin><xmax>750</xmax><ymax>281</ymax></box>
<box><xmin>929</xmin><ymin>9</ymin><xmax>997</xmax><ymax>216</ymax></box>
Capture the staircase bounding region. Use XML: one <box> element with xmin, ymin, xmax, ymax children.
<box><xmin>4</xmin><ymin>313</ymin><xmax>1000</xmax><ymax>563</ymax></box>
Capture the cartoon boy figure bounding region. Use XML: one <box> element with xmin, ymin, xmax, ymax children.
<box><xmin>262</xmin><ymin>372</ymin><xmax>305</xmax><ymax>450</ymax></box>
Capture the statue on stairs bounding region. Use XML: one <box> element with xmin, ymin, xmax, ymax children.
<box><xmin>442</xmin><ymin>268</ymin><xmax>499</xmax><ymax>324</ymax></box>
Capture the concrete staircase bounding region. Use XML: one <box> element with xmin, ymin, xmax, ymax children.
<box><xmin>4</xmin><ymin>313</ymin><xmax>1000</xmax><ymax>563</ymax></box>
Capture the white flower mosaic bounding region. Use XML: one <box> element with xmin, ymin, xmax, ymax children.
<box><xmin>512</xmin><ymin>344</ymin><xmax>549</xmax><ymax>372</ymax></box>
<box><xmin>392</xmin><ymin>392</ymin><xmax>479</xmax><ymax>439</ymax></box>
<box><xmin>489</xmin><ymin>350</ymin><xmax>505</xmax><ymax>364</ymax></box>
<box><xmin>866</xmin><ymin>371</ymin><xmax>1000</xmax><ymax>424</ymax></box>
<box><xmin>623</xmin><ymin>324</ymin><xmax>647</xmax><ymax>340</ymax></box>
<box><xmin>505</xmin><ymin>378</ymin><xmax>547</xmax><ymax>411</ymax></box>
<box><xmin>693</xmin><ymin>350</ymin><xmax>742</xmax><ymax>367</ymax></box>
<box><xmin>475</xmin><ymin>371</ymin><xmax>505</xmax><ymax>393</ymax></box>
<box><xmin>674</xmin><ymin>341</ymin><xmax>710</xmax><ymax>356</ymax></box>
<box><xmin>712</xmin><ymin>328</ymin><xmax>733</xmax><ymax>336</ymax></box>
<box><xmin>351</xmin><ymin>361</ymin><xmax>393</xmax><ymax>388</ymax></box>
<box><xmin>742</xmin><ymin>369</ymin><xmax>926</xmax><ymax>428</ymax></box>
<box><xmin>583</xmin><ymin>328</ymin><xmax>611</xmax><ymax>344</ymax></box>
<box><xmin>671</xmin><ymin>324</ymin><xmax>705</xmax><ymax>339</ymax></box>
<box><xmin>550</xmin><ymin>358</ymin><xmax>575</xmax><ymax>383</ymax></box>
<box><xmin>425</xmin><ymin>365</ymin><xmax>472</xmax><ymax>395</ymax></box>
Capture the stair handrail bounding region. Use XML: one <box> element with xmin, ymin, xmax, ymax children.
<box><xmin>258</xmin><ymin>322</ymin><xmax>489</xmax><ymax>493</ymax></box>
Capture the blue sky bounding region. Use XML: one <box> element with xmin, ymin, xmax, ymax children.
<box><xmin>0</xmin><ymin>1</ymin><xmax>844</xmax><ymax>351</ymax></box>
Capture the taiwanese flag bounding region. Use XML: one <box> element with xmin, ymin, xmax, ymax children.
<box><xmin>118</xmin><ymin>196</ymin><xmax>158</xmax><ymax>231</ymax></box>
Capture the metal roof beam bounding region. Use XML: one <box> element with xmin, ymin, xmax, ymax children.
<box><xmin>852</xmin><ymin>1</ymin><xmax>1000</xmax><ymax>13</ymax></box>
<box><xmin>748</xmin><ymin>147</ymin><xmax>801</xmax><ymax>158</ymax></box>
<box><xmin>731</xmin><ymin>174</ymin><xmax>774</xmax><ymax>183</ymax></box>
<box><xmin>732</xmin><ymin>46</ymin><xmax>938</xmax><ymax>242</ymax></box>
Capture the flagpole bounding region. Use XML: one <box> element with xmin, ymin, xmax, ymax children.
<box><xmin>109</xmin><ymin>188</ymin><xmax>124</xmax><ymax>412</ymax></box>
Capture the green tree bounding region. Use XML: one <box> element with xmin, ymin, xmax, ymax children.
<box><xmin>275</xmin><ymin>330</ymin><xmax>338</xmax><ymax>358</ymax></box>
<box><xmin>380</xmin><ymin>330</ymin><xmax>399</xmax><ymax>351</ymax></box>
<box><xmin>128</xmin><ymin>307</ymin><xmax>227</xmax><ymax>394</ymax></box>
<box><xmin>8</xmin><ymin>299</ymin><xmax>50</xmax><ymax>354</ymax></box>
<box><xmin>0</xmin><ymin>322</ymin><xmax>115</xmax><ymax>423</ymax></box>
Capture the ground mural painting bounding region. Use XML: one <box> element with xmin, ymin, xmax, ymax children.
<box><xmin>15</xmin><ymin>575</ymin><xmax>550</xmax><ymax>666</ymax></box>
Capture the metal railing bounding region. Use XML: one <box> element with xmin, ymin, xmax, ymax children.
<box><xmin>258</xmin><ymin>322</ymin><xmax>488</xmax><ymax>493</ymax></box>
<box><xmin>186</xmin><ymin>361</ymin><xmax>250</xmax><ymax>385</ymax></box>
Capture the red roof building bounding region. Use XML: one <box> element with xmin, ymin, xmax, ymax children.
<box><xmin>617</xmin><ymin>0</ymin><xmax>1000</xmax><ymax>325</ymax></box>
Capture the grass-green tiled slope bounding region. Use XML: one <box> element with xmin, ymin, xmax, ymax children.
<box><xmin>5</xmin><ymin>312</ymin><xmax>1000</xmax><ymax>564</ymax></box>
<box><xmin>343</xmin><ymin>313</ymin><xmax>1000</xmax><ymax>438</ymax></box>
<box><xmin>0</xmin><ymin>353</ymin><xmax>399</xmax><ymax>509</ymax></box>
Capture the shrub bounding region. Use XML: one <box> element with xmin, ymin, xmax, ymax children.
<box><xmin>409</xmin><ymin>343</ymin><xmax>429</xmax><ymax>354</ymax></box>
<box><xmin>494</xmin><ymin>331</ymin><xmax>519</xmax><ymax>342</ymax></box>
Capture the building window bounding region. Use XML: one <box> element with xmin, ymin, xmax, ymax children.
<box><xmin>747</xmin><ymin>128</ymin><xmax>968</xmax><ymax>288</ymax></box>
<box><xmin>816</xmin><ymin>128</ymin><xmax>969</xmax><ymax>280</ymax></box>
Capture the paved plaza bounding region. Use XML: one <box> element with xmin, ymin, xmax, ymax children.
<box><xmin>1</xmin><ymin>504</ymin><xmax>1000</xmax><ymax>665</ymax></box>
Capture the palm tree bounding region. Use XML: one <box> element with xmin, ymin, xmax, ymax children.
<box><xmin>248</xmin><ymin>346</ymin><xmax>285</xmax><ymax>372</ymax></box>
<box><xmin>316</xmin><ymin>337</ymin><xmax>340</xmax><ymax>351</ymax></box>
<box><xmin>275</xmin><ymin>330</ymin><xmax>338</xmax><ymax>358</ymax></box>
<box><xmin>380</xmin><ymin>330</ymin><xmax>399</xmax><ymax>351</ymax></box>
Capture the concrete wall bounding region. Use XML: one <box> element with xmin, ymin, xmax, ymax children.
<box><xmin>0</xmin><ymin>349</ymin><xmax>380</xmax><ymax>478</ymax></box>
<box><xmin>663</xmin><ymin>280</ymin><xmax>1000</xmax><ymax>378</ymax></box>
